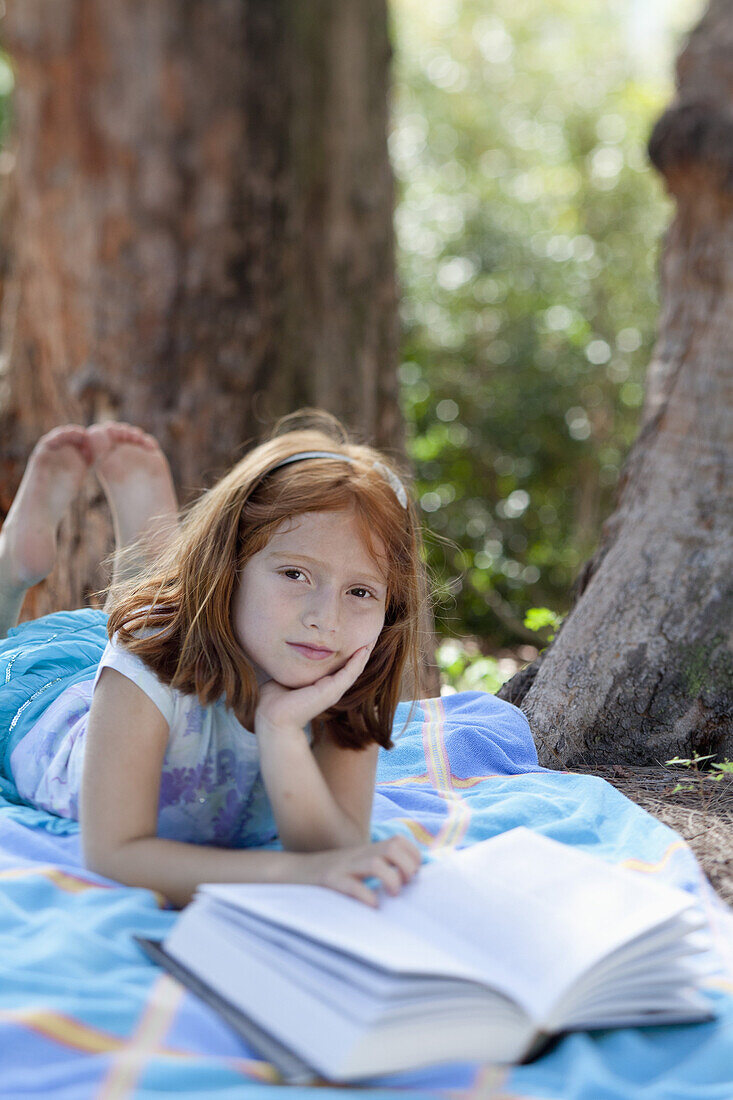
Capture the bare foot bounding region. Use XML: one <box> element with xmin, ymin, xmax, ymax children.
<box><xmin>88</xmin><ymin>423</ymin><xmax>179</xmax><ymax>574</ymax></box>
<box><xmin>0</xmin><ymin>425</ymin><xmax>92</xmax><ymax>591</ymax></box>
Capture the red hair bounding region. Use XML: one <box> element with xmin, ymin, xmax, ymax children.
<box><xmin>106</xmin><ymin>411</ymin><xmax>428</xmax><ymax>749</ymax></box>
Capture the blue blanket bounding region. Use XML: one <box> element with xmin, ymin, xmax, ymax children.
<box><xmin>1</xmin><ymin>691</ymin><xmax>732</xmax><ymax>1098</ymax></box>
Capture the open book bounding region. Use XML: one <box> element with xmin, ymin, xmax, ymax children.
<box><xmin>149</xmin><ymin>827</ymin><xmax>715</xmax><ymax>1082</ymax></box>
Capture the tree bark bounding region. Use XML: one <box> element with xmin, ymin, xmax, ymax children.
<box><xmin>499</xmin><ymin>0</ymin><xmax>733</xmax><ymax>766</ymax></box>
<box><xmin>0</xmin><ymin>0</ymin><xmax>404</xmax><ymax>606</ymax></box>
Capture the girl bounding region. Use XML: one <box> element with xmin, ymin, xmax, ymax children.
<box><xmin>0</xmin><ymin>412</ymin><xmax>423</xmax><ymax>908</ymax></box>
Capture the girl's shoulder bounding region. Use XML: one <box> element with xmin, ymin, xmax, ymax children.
<box><xmin>94</xmin><ymin>635</ymin><xmax>255</xmax><ymax>741</ymax></box>
<box><xmin>94</xmin><ymin>635</ymin><xmax>178</xmax><ymax>728</ymax></box>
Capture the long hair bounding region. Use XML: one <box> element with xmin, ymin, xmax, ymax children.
<box><xmin>106</xmin><ymin>410</ymin><xmax>429</xmax><ymax>749</ymax></box>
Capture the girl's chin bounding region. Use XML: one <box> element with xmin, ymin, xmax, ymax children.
<box><xmin>280</xmin><ymin>671</ymin><xmax>325</xmax><ymax>689</ymax></box>
<box><xmin>257</xmin><ymin>666</ymin><xmax>326</xmax><ymax>690</ymax></box>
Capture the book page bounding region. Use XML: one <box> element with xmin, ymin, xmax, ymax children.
<box><xmin>202</xmin><ymin>827</ymin><xmax>701</xmax><ymax>1023</ymax></box>
<box><xmin>435</xmin><ymin>828</ymin><xmax>703</xmax><ymax>1018</ymax></box>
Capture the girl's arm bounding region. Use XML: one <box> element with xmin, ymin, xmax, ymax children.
<box><xmin>256</xmin><ymin>723</ymin><xmax>378</xmax><ymax>851</ymax></box>
<box><xmin>81</xmin><ymin>667</ymin><xmax>418</xmax><ymax>907</ymax></box>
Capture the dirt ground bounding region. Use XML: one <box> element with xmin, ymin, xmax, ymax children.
<box><xmin>570</xmin><ymin>763</ymin><xmax>733</xmax><ymax>908</ymax></box>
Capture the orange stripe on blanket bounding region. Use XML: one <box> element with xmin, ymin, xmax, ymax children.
<box><xmin>422</xmin><ymin>697</ymin><xmax>451</xmax><ymax>790</ymax></box>
<box><xmin>97</xmin><ymin>974</ymin><xmax>282</xmax><ymax>1095</ymax></box>
<box><xmin>377</xmin><ymin>774</ymin><xmax>434</xmax><ymax>786</ymax></box>
<box><xmin>0</xmin><ymin>1005</ymin><xmax>280</xmax><ymax>1083</ymax></box>
<box><xmin>0</xmin><ymin>864</ymin><xmax>167</xmax><ymax>906</ymax></box>
<box><xmin>400</xmin><ymin>820</ymin><xmax>436</xmax><ymax>846</ymax></box>
<box><xmin>462</xmin><ymin>1061</ymin><xmax>537</xmax><ymax>1099</ymax></box>
<box><xmin>421</xmin><ymin>697</ymin><xmax>472</xmax><ymax>851</ymax></box>
<box><xmin>0</xmin><ymin>1008</ymin><xmax>128</xmax><ymax>1054</ymax></box>
<box><xmin>0</xmin><ymin>864</ymin><xmax>111</xmax><ymax>893</ymax></box>
<box><xmin>621</xmin><ymin>839</ymin><xmax>688</xmax><ymax>874</ymax></box>
<box><xmin>450</xmin><ymin>774</ymin><xmax>498</xmax><ymax>789</ymax></box>
<box><xmin>379</xmin><ymin>772</ymin><xmax>490</xmax><ymax>788</ymax></box>
<box><xmin>222</xmin><ymin>1058</ymin><xmax>282</xmax><ymax>1084</ymax></box>
<box><xmin>97</xmin><ymin>974</ymin><xmax>186</xmax><ymax>1099</ymax></box>
<box><xmin>433</xmin><ymin>793</ymin><xmax>472</xmax><ymax>851</ymax></box>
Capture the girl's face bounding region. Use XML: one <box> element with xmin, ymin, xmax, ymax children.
<box><xmin>233</xmin><ymin>508</ymin><xmax>388</xmax><ymax>688</ymax></box>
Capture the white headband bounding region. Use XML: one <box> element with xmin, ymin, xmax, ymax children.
<box><xmin>267</xmin><ymin>450</ymin><xmax>408</xmax><ymax>509</ymax></box>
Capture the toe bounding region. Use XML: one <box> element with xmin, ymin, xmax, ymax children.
<box><xmin>41</xmin><ymin>426</ymin><xmax>93</xmax><ymax>463</ymax></box>
<box><xmin>110</xmin><ymin>423</ymin><xmax>148</xmax><ymax>445</ymax></box>
<box><xmin>86</xmin><ymin>423</ymin><xmax>112</xmax><ymax>459</ymax></box>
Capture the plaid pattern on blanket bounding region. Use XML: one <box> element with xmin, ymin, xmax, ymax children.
<box><xmin>1</xmin><ymin>691</ymin><xmax>732</xmax><ymax>1098</ymax></box>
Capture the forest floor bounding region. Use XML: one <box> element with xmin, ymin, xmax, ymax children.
<box><xmin>571</xmin><ymin>763</ymin><xmax>733</xmax><ymax>908</ymax></box>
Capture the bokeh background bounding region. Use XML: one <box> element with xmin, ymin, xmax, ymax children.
<box><xmin>0</xmin><ymin>0</ymin><xmax>705</xmax><ymax>692</ymax></box>
<box><xmin>388</xmin><ymin>0</ymin><xmax>702</xmax><ymax>689</ymax></box>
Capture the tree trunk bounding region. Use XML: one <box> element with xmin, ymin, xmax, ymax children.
<box><xmin>0</xmin><ymin>0</ymin><xmax>404</xmax><ymax>607</ymax></box>
<box><xmin>500</xmin><ymin>0</ymin><xmax>733</xmax><ymax>766</ymax></box>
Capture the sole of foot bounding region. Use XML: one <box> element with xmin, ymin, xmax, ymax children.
<box><xmin>87</xmin><ymin>422</ymin><xmax>179</xmax><ymax>555</ymax></box>
<box><xmin>0</xmin><ymin>425</ymin><xmax>93</xmax><ymax>590</ymax></box>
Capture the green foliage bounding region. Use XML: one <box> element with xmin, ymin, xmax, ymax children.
<box><xmin>390</xmin><ymin>0</ymin><xmax>698</xmax><ymax>645</ymax></box>
<box><xmin>523</xmin><ymin>606</ymin><xmax>563</xmax><ymax>639</ymax></box>
<box><xmin>436</xmin><ymin>639</ymin><xmax>511</xmax><ymax>695</ymax></box>
<box><xmin>664</xmin><ymin>753</ymin><xmax>733</xmax><ymax>799</ymax></box>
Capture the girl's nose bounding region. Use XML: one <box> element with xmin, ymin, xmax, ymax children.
<box><xmin>302</xmin><ymin>587</ymin><xmax>339</xmax><ymax>633</ymax></box>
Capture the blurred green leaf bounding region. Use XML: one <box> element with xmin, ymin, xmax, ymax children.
<box><xmin>523</xmin><ymin>606</ymin><xmax>563</xmax><ymax>633</ymax></box>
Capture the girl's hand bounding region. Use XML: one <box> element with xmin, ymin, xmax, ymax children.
<box><xmin>297</xmin><ymin>835</ymin><xmax>422</xmax><ymax>907</ymax></box>
<box><xmin>255</xmin><ymin>644</ymin><xmax>373</xmax><ymax>735</ymax></box>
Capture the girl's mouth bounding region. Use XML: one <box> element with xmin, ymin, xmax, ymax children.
<box><xmin>287</xmin><ymin>642</ymin><xmax>335</xmax><ymax>660</ymax></box>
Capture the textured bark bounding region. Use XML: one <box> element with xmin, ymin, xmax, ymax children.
<box><xmin>0</xmin><ymin>0</ymin><xmax>405</xmax><ymax>608</ymax></box>
<box><xmin>499</xmin><ymin>0</ymin><xmax>733</xmax><ymax>766</ymax></box>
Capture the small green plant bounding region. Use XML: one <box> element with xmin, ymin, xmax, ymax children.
<box><xmin>664</xmin><ymin>753</ymin><xmax>733</xmax><ymax>814</ymax></box>
<box><xmin>523</xmin><ymin>607</ymin><xmax>564</xmax><ymax>642</ymax></box>
<box><xmin>663</xmin><ymin>754</ymin><xmax>733</xmax><ymax>863</ymax></box>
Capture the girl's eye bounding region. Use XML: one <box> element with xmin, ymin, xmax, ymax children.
<box><xmin>279</xmin><ymin>570</ymin><xmax>376</xmax><ymax>601</ymax></box>
<box><xmin>281</xmin><ymin>569</ymin><xmax>306</xmax><ymax>581</ymax></box>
